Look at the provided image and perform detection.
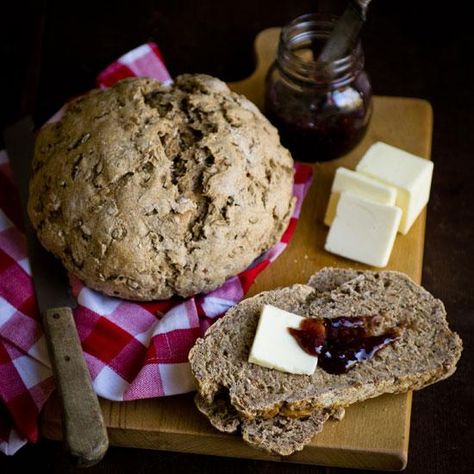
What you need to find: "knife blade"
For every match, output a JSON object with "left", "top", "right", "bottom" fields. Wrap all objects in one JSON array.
[
  {"left": 318, "top": 0, "right": 372, "bottom": 64},
  {"left": 4, "top": 116, "right": 109, "bottom": 466}
]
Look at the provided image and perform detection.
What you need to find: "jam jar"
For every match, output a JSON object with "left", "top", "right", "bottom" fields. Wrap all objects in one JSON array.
[{"left": 265, "top": 13, "right": 372, "bottom": 162}]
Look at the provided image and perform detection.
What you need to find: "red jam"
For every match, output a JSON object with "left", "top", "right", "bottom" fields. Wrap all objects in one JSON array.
[
  {"left": 264, "top": 75, "right": 372, "bottom": 162},
  {"left": 288, "top": 316, "right": 400, "bottom": 375}
]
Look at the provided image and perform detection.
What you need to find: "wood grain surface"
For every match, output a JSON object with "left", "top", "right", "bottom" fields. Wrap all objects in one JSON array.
[
  {"left": 43, "top": 307, "right": 109, "bottom": 466},
  {"left": 40, "top": 28, "right": 432, "bottom": 471}
]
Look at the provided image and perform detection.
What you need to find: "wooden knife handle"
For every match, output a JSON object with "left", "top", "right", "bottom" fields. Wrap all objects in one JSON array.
[{"left": 43, "top": 307, "right": 109, "bottom": 467}]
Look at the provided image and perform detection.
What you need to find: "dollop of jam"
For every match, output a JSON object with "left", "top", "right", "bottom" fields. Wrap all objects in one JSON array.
[{"left": 288, "top": 316, "right": 400, "bottom": 375}]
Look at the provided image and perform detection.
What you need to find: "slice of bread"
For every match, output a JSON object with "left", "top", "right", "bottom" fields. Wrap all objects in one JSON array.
[
  {"left": 307, "top": 267, "right": 362, "bottom": 291},
  {"left": 195, "top": 394, "right": 342, "bottom": 456},
  {"left": 192, "top": 268, "right": 348, "bottom": 456},
  {"left": 189, "top": 269, "right": 462, "bottom": 421}
]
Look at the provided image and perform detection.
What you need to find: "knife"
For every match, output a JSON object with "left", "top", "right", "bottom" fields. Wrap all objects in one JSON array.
[
  {"left": 318, "top": 0, "right": 372, "bottom": 64},
  {"left": 4, "top": 116, "right": 109, "bottom": 466}
]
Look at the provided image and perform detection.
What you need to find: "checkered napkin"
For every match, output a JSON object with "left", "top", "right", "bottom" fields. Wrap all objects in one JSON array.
[{"left": 0, "top": 43, "right": 313, "bottom": 455}]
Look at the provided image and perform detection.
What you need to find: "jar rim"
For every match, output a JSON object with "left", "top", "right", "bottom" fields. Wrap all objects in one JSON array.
[{"left": 278, "top": 12, "right": 364, "bottom": 86}]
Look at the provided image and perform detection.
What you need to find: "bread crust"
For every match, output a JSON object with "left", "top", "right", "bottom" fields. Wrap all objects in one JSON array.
[{"left": 195, "top": 393, "right": 337, "bottom": 456}]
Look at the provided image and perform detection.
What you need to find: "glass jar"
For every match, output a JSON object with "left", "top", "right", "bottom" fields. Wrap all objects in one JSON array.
[{"left": 265, "top": 13, "right": 372, "bottom": 162}]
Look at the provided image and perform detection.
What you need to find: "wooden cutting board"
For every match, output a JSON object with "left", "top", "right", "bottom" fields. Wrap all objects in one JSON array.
[{"left": 41, "top": 28, "right": 433, "bottom": 470}]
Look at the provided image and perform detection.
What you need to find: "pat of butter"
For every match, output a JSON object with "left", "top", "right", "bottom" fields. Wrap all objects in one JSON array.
[
  {"left": 324, "top": 167, "right": 397, "bottom": 226},
  {"left": 248, "top": 305, "right": 317, "bottom": 375},
  {"left": 356, "top": 142, "right": 433, "bottom": 234},
  {"left": 325, "top": 191, "right": 402, "bottom": 267}
]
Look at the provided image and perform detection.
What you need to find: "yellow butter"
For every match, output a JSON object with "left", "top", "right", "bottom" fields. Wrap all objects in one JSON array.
[
  {"left": 325, "top": 191, "right": 402, "bottom": 267},
  {"left": 356, "top": 142, "right": 433, "bottom": 235},
  {"left": 248, "top": 305, "right": 317, "bottom": 375},
  {"left": 324, "top": 167, "right": 397, "bottom": 226}
]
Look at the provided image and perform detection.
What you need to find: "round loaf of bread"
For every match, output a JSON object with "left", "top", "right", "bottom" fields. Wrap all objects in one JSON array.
[{"left": 28, "top": 75, "right": 295, "bottom": 300}]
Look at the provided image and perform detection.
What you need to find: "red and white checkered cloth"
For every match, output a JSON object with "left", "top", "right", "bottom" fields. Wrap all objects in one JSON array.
[{"left": 0, "top": 43, "right": 313, "bottom": 455}]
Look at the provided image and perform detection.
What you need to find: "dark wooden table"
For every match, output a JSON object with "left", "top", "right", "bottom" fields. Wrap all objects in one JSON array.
[{"left": 1, "top": 0, "right": 473, "bottom": 472}]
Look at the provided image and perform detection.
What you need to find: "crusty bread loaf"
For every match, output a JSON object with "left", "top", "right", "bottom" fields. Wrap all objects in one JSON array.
[
  {"left": 189, "top": 269, "right": 462, "bottom": 421},
  {"left": 29, "top": 74, "right": 294, "bottom": 300}
]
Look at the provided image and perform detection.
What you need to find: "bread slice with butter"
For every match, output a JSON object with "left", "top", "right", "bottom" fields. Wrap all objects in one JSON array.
[
  {"left": 192, "top": 269, "right": 349, "bottom": 456},
  {"left": 189, "top": 268, "right": 462, "bottom": 454}
]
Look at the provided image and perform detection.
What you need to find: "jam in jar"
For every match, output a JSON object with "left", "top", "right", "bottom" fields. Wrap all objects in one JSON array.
[{"left": 265, "top": 13, "right": 372, "bottom": 162}]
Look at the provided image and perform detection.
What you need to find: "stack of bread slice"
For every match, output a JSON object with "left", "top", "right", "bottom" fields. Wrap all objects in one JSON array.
[{"left": 189, "top": 268, "right": 462, "bottom": 456}]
